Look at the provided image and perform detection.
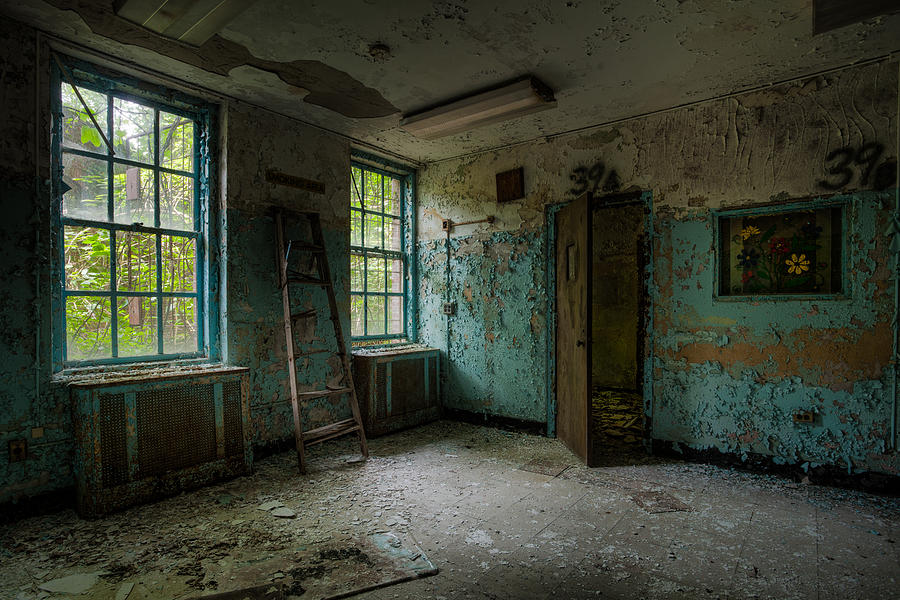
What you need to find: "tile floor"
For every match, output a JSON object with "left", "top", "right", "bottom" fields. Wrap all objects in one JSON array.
[{"left": 1, "top": 421, "right": 898, "bottom": 599}]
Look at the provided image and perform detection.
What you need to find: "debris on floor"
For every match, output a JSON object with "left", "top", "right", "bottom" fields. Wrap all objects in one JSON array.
[{"left": 1, "top": 421, "right": 898, "bottom": 600}]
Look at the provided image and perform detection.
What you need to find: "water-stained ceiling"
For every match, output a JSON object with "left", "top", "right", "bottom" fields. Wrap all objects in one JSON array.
[{"left": 4, "top": 0, "right": 900, "bottom": 163}]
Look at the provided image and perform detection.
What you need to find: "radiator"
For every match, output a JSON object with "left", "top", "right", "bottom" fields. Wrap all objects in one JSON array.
[
  {"left": 352, "top": 346, "right": 440, "bottom": 437},
  {"left": 70, "top": 366, "right": 251, "bottom": 517}
]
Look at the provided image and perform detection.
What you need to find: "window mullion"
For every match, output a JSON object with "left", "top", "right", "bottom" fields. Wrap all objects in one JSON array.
[
  {"left": 109, "top": 229, "right": 119, "bottom": 358},
  {"left": 154, "top": 109, "right": 163, "bottom": 355}
]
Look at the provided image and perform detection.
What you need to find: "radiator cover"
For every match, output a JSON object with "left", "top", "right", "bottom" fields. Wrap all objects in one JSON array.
[
  {"left": 352, "top": 346, "right": 440, "bottom": 437},
  {"left": 70, "top": 366, "right": 251, "bottom": 517}
]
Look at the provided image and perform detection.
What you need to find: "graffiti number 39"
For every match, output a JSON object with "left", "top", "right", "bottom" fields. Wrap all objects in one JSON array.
[
  {"left": 818, "top": 142, "right": 885, "bottom": 191},
  {"left": 569, "top": 161, "right": 621, "bottom": 196}
]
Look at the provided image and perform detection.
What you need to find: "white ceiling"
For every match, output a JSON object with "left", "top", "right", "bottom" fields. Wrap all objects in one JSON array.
[{"left": 5, "top": 0, "right": 900, "bottom": 164}]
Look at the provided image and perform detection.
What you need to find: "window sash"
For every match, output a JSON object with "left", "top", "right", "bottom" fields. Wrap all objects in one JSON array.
[
  {"left": 350, "top": 162, "right": 409, "bottom": 340},
  {"left": 54, "top": 66, "right": 207, "bottom": 365}
]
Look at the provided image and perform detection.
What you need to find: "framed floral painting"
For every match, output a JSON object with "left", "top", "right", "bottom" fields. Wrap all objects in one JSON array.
[{"left": 717, "top": 204, "right": 843, "bottom": 296}]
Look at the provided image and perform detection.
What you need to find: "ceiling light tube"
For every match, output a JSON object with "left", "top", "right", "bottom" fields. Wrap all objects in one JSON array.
[{"left": 400, "top": 76, "right": 556, "bottom": 140}]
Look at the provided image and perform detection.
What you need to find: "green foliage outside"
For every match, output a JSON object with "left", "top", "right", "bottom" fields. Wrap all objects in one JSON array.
[
  {"left": 61, "top": 83, "right": 199, "bottom": 360},
  {"left": 350, "top": 165, "right": 404, "bottom": 338}
]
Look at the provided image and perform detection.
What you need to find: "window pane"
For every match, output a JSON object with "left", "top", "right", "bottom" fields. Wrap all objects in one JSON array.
[
  {"left": 385, "top": 216, "right": 402, "bottom": 251},
  {"left": 384, "top": 177, "right": 401, "bottom": 216},
  {"left": 387, "top": 258, "right": 403, "bottom": 293},
  {"left": 66, "top": 296, "right": 111, "bottom": 360},
  {"left": 160, "top": 172, "right": 194, "bottom": 230},
  {"left": 62, "top": 153, "right": 108, "bottom": 222},
  {"left": 161, "top": 235, "right": 196, "bottom": 292},
  {"left": 364, "top": 213, "right": 383, "bottom": 249},
  {"left": 113, "top": 164, "right": 154, "bottom": 225},
  {"left": 160, "top": 112, "right": 193, "bottom": 172},
  {"left": 351, "top": 166, "right": 362, "bottom": 208},
  {"left": 116, "top": 231, "right": 156, "bottom": 292},
  {"left": 117, "top": 296, "right": 158, "bottom": 357},
  {"left": 366, "top": 257, "right": 386, "bottom": 293},
  {"left": 350, "top": 209, "right": 362, "bottom": 247},
  {"left": 351, "top": 294, "right": 364, "bottom": 336},
  {"left": 366, "top": 295, "right": 385, "bottom": 335},
  {"left": 62, "top": 84, "right": 108, "bottom": 153},
  {"left": 388, "top": 296, "right": 404, "bottom": 335},
  {"left": 363, "top": 170, "right": 382, "bottom": 212},
  {"left": 162, "top": 297, "right": 197, "bottom": 353},
  {"left": 65, "top": 226, "right": 110, "bottom": 291},
  {"left": 114, "top": 98, "right": 155, "bottom": 164},
  {"left": 350, "top": 254, "right": 364, "bottom": 292},
  {"left": 718, "top": 206, "right": 843, "bottom": 296}
]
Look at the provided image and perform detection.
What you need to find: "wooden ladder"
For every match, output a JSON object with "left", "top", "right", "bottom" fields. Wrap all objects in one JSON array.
[{"left": 274, "top": 208, "right": 368, "bottom": 474}]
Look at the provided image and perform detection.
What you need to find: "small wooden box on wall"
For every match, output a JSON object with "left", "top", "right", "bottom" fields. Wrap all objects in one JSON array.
[{"left": 496, "top": 167, "right": 524, "bottom": 203}]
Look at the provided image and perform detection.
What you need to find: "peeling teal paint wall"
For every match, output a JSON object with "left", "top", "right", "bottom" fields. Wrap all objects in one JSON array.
[
  {"left": 0, "top": 19, "right": 70, "bottom": 504},
  {"left": 653, "top": 193, "right": 898, "bottom": 474},
  {"left": 417, "top": 230, "right": 546, "bottom": 423},
  {"left": 0, "top": 17, "right": 356, "bottom": 504},
  {"left": 416, "top": 59, "right": 900, "bottom": 475}
]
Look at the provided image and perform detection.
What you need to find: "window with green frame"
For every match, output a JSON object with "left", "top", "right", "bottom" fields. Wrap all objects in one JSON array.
[
  {"left": 52, "top": 56, "right": 216, "bottom": 366},
  {"left": 350, "top": 162, "right": 410, "bottom": 342}
]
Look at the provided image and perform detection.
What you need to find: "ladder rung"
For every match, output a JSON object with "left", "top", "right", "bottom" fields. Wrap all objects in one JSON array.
[
  {"left": 303, "top": 419, "right": 360, "bottom": 445},
  {"left": 288, "top": 241, "right": 325, "bottom": 252},
  {"left": 291, "top": 309, "right": 318, "bottom": 320},
  {"left": 296, "top": 386, "right": 351, "bottom": 399},
  {"left": 295, "top": 348, "right": 331, "bottom": 357},
  {"left": 286, "top": 274, "right": 331, "bottom": 287}
]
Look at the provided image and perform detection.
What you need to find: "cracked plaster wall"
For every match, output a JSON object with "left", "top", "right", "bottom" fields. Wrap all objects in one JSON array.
[
  {"left": 417, "top": 59, "right": 900, "bottom": 474},
  {"left": 0, "top": 16, "right": 355, "bottom": 504}
]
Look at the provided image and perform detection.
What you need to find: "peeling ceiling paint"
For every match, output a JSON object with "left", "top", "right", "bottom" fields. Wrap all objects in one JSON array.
[{"left": 2, "top": 0, "right": 900, "bottom": 162}]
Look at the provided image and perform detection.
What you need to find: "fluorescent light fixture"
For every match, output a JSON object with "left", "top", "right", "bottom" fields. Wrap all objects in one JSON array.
[
  {"left": 400, "top": 76, "right": 556, "bottom": 140},
  {"left": 116, "top": 0, "right": 257, "bottom": 46}
]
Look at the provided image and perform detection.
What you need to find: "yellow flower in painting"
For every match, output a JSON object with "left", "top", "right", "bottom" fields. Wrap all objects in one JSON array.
[
  {"left": 785, "top": 253, "right": 810, "bottom": 275},
  {"left": 740, "top": 225, "right": 761, "bottom": 240}
]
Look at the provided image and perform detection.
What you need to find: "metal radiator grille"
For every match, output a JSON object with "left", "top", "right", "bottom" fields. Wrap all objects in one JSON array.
[
  {"left": 375, "top": 362, "right": 388, "bottom": 419},
  {"left": 429, "top": 356, "right": 438, "bottom": 406},
  {"left": 136, "top": 383, "right": 217, "bottom": 478},
  {"left": 393, "top": 357, "right": 426, "bottom": 412},
  {"left": 223, "top": 380, "right": 244, "bottom": 458},
  {"left": 99, "top": 393, "right": 128, "bottom": 488}
]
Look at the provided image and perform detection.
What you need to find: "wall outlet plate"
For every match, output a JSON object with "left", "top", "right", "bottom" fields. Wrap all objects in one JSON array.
[
  {"left": 793, "top": 411, "right": 815, "bottom": 424},
  {"left": 442, "top": 219, "right": 452, "bottom": 231},
  {"left": 443, "top": 302, "right": 456, "bottom": 315},
  {"left": 8, "top": 439, "right": 26, "bottom": 462}
]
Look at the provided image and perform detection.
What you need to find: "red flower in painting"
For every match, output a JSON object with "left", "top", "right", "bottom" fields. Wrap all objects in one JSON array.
[
  {"left": 768, "top": 237, "right": 790, "bottom": 255},
  {"left": 741, "top": 270, "right": 755, "bottom": 284}
]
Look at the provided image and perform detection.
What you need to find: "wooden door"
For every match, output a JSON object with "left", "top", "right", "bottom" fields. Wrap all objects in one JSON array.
[{"left": 555, "top": 193, "right": 592, "bottom": 464}]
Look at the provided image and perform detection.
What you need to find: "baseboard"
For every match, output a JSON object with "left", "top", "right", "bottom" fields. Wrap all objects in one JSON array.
[
  {"left": 0, "top": 486, "right": 75, "bottom": 524},
  {"left": 652, "top": 439, "right": 899, "bottom": 496},
  {"left": 442, "top": 408, "right": 546, "bottom": 436}
]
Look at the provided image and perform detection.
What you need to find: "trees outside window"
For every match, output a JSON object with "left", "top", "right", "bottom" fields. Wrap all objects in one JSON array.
[
  {"left": 350, "top": 163, "right": 410, "bottom": 342},
  {"left": 54, "top": 59, "right": 213, "bottom": 365}
]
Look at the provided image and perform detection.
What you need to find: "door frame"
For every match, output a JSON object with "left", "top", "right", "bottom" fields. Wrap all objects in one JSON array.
[{"left": 546, "top": 191, "right": 655, "bottom": 448}]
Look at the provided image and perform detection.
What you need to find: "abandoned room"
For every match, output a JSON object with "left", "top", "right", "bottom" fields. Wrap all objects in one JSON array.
[{"left": 1, "top": 0, "right": 900, "bottom": 598}]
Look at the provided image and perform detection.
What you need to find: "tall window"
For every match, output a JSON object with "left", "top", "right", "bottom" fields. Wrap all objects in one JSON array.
[
  {"left": 53, "top": 58, "right": 214, "bottom": 365},
  {"left": 350, "top": 162, "right": 410, "bottom": 342}
]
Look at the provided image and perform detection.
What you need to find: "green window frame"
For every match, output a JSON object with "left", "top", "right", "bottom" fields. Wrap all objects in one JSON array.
[
  {"left": 350, "top": 159, "right": 414, "bottom": 342},
  {"left": 50, "top": 56, "right": 219, "bottom": 368}
]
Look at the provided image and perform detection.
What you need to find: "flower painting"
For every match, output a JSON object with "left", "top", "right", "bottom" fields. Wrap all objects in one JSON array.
[{"left": 718, "top": 205, "right": 843, "bottom": 296}]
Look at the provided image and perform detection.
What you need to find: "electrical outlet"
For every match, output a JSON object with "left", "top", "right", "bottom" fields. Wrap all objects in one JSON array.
[
  {"left": 441, "top": 219, "right": 451, "bottom": 231},
  {"left": 793, "top": 411, "right": 814, "bottom": 424},
  {"left": 443, "top": 302, "right": 456, "bottom": 315},
  {"left": 8, "top": 439, "right": 26, "bottom": 462}
]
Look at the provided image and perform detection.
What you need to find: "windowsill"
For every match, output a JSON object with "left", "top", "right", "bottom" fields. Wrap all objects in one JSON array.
[
  {"left": 52, "top": 359, "right": 243, "bottom": 387},
  {"left": 352, "top": 342, "right": 437, "bottom": 357}
]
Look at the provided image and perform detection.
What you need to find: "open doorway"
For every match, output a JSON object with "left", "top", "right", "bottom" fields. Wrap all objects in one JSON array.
[
  {"left": 554, "top": 192, "right": 651, "bottom": 467},
  {"left": 590, "top": 199, "right": 649, "bottom": 464}
]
